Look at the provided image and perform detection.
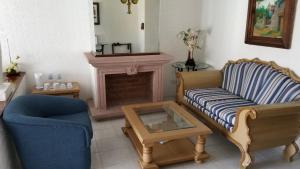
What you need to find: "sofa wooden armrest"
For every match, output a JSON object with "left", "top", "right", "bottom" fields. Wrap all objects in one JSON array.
[
  {"left": 176, "top": 70, "right": 222, "bottom": 103},
  {"left": 230, "top": 102, "right": 300, "bottom": 169},
  {"left": 182, "top": 94, "right": 300, "bottom": 169},
  {"left": 247, "top": 101, "right": 300, "bottom": 118}
]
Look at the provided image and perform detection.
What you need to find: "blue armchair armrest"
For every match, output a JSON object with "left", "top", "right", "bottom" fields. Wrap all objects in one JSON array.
[
  {"left": 5, "top": 116, "right": 92, "bottom": 147},
  {"left": 5, "top": 95, "right": 88, "bottom": 117}
]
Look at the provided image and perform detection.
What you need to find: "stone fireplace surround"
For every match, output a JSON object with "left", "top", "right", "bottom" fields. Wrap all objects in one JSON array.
[{"left": 86, "top": 53, "right": 173, "bottom": 120}]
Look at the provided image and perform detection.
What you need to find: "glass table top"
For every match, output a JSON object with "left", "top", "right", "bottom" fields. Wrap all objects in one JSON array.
[
  {"left": 136, "top": 105, "right": 195, "bottom": 133},
  {"left": 172, "top": 61, "right": 210, "bottom": 71}
]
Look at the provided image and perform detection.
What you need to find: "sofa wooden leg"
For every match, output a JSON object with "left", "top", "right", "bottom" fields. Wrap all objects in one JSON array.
[
  {"left": 239, "top": 148, "right": 252, "bottom": 169},
  {"left": 283, "top": 141, "right": 299, "bottom": 162}
]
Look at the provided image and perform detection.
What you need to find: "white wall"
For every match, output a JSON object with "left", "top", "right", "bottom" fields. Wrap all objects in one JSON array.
[
  {"left": 159, "top": 0, "right": 202, "bottom": 98},
  {"left": 199, "top": 0, "right": 300, "bottom": 75},
  {"left": 0, "top": 1, "right": 95, "bottom": 168},
  {"left": 94, "top": 0, "right": 143, "bottom": 53},
  {"left": 0, "top": 0, "right": 93, "bottom": 99},
  {"left": 1, "top": 6, "right": 97, "bottom": 164},
  {"left": 145, "top": 0, "right": 160, "bottom": 52},
  {"left": 138, "top": 0, "right": 146, "bottom": 52}
]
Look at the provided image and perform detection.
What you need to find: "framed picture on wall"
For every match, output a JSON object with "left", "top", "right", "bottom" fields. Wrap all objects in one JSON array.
[
  {"left": 93, "top": 2, "right": 100, "bottom": 25},
  {"left": 245, "top": 0, "right": 296, "bottom": 49}
]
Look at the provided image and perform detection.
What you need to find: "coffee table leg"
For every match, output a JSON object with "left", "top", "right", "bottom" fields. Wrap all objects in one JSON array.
[
  {"left": 125, "top": 118, "right": 130, "bottom": 128},
  {"left": 122, "top": 118, "right": 131, "bottom": 136},
  {"left": 139, "top": 145, "right": 158, "bottom": 169},
  {"left": 195, "top": 136, "right": 206, "bottom": 164}
]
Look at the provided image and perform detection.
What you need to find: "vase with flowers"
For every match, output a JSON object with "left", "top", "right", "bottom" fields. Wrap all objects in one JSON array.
[
  {"left": 177, "top": 28, "right": 201, "bottom": 67},
  {"left": 6, "top": 56, "right": 20, "bottom": 77}
]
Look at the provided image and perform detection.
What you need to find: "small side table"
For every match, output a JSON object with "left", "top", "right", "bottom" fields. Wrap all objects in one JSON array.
[
  {"left": 172, "top": 61, "right": 210, "bottom": 72},
  {"left": 32, "top": 82, "right": 80, "bottom": 98}
]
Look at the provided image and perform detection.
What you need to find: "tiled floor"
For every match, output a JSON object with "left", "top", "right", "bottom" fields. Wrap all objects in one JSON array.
[{"left": 91, "top": 118, "right": 300, "bottom": 169}]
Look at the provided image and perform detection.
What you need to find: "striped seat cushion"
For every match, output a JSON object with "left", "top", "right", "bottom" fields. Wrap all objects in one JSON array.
[
  {"left": 184, "top": 88, "right": 257, "bottom": 131},
  {"left": 222, "top": 62, "right": 272, "bottom": 100},
  {"left": 254, "top": 70, "right": 300, "bottom": 104},
  {"left": 185, "top": 96, "right": 235, "bottom": 131},
  {"left": 185, "top": 88, "right": 241, "bottom": 107}
]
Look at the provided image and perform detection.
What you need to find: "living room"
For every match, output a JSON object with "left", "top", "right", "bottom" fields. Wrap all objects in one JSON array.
[{"left": 0, "top": 0, "right": 300, "bottom": 169}]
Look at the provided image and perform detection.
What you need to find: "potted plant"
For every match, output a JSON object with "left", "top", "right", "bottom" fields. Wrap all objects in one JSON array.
[
  {"left": 177, "top": 28, "right": 202, "bottom": 67},
  {"left": 6, "top": 56, "right": 20, "bottom": 77}
]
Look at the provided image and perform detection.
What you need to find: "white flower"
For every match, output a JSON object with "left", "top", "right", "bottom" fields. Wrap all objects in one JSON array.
[{"left": 177, "top": 28, "right": 202, "bottom": 51}]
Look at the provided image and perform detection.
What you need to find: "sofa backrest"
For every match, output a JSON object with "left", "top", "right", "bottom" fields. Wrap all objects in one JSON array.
[
  {"left": 254, "top": 70, "right": 300, "bottom": 104},
  {"left": 222, "top": 62, "right": 272, "bottom": 101},
  {"left": 222, "top": 59, "right": 300, "bottom": 104}
]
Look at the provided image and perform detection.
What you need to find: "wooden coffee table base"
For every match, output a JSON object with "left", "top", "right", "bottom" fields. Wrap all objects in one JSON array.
[{"left": 122, "top": 127, "right": 209, "bottom": 169}]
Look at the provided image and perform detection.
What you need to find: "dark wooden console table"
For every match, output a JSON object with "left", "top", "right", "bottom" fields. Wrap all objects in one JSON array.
[
  {"left": 96, "top": 43, "right": 109, "bottom": 55},
  {"left": 112, "top": 43, "right": 132, "bottom": 54}
]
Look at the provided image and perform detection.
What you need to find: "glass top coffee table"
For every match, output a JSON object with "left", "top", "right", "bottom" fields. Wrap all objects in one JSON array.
[{"left": 122, "top": 101, "right": 212, "bottom": 169}]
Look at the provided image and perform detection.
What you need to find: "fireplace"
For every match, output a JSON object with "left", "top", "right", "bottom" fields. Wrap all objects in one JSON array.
[
  {"left": 105, "top": 72, "right": 153, "bottom": 108},
  {"left": 85, "top": 52, "right": 173, "bottom": 120}
]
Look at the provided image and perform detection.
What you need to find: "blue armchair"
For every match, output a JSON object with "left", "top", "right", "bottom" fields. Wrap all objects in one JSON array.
[{"left": 3, "top": 95, "right": 93, "bottom": 169}]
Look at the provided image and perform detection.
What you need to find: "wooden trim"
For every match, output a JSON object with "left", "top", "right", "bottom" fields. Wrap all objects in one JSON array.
[
  {"left": 245, "top": 0, "right": 297, "bottom": 49},
  {"left": 222, "top": 58, "right": 300, "bottom": 83},
  {"left": 283, "top": 141, "right": 299, "bottom": 162},
  {"left": 0, "top": 72, "right": 26, "bottom": 116},
  {"left": 229, "top": 109, "right": 257, "bottom": 169},
  {"left": 31, "top": 82, "right": 80, "bottom": 98}
]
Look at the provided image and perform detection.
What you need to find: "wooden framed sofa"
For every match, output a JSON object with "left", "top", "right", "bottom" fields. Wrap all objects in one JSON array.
[{"left": 176, "top": 58, "right": 300, "bottom": 169}]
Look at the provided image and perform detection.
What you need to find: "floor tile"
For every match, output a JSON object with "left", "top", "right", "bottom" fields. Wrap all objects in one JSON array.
[
  {"left": 92, "top": 118, "right": 300, "bottom": 169},
  {"left": 91, "top": 153, "right": 102, "bottom": 169},
  {"left": 96, "top": 136, "right": 131, "bottom": 152},
  {"left": 100, "top": 147, "right": 136, "bottom": 168},
  {"left": 94, "top": 127, "right": 117, "bottom": 140},
  {"left": 91, "top": 139, "right": 99, "bottom": 153}
]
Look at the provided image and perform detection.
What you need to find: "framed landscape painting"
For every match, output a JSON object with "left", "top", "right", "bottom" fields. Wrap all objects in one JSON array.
[{"left": 245, "top": 0, "right": 296, "bottom": 49}]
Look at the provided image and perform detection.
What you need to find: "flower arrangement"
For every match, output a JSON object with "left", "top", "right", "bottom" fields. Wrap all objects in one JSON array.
[
  {"left": 177, "top": 28, "right": 202, "bottom": 67},
  {"left": 6, "top": 56, "right": 20, "bottom": 76},
  {"left": 178, "top": 28, "right": 201, "bottom": 52}
]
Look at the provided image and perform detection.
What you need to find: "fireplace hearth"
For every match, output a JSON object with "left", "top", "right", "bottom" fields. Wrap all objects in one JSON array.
[{"left": 85, "top": 52, "right": 173, "bottom": 120}]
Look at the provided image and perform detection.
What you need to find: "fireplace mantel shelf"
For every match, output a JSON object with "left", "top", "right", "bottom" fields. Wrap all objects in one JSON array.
[
  {"left": 85, "top": 52, "right": 173, "bottom": 120},
  {"left": 86, "top": 52, "right": 173, "bottom": 66}
]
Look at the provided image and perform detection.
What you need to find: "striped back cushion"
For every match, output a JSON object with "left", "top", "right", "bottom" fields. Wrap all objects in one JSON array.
[
  {"left": 222, "top": 62, "right": 248, "bottom": 96},
  {"left": 254, "top": 70, "right": 300, "bottom": 104},
  {"left": 277, "top": 79, "right": 300, "bottom": 102},
  {"left": 239, "top": 63, "right": 272, "bottom": 101},
  {"left": 222, "top": 62, "right": 272, "bottom": 99}
]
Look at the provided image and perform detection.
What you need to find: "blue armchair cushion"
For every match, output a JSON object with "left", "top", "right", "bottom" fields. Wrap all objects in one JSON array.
[{"left": 3, "top": 95, "right": 93, "bottom": 169}]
